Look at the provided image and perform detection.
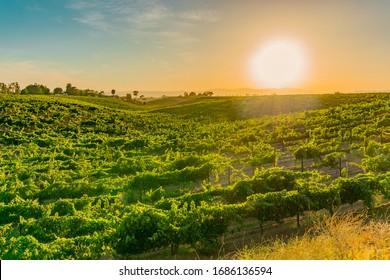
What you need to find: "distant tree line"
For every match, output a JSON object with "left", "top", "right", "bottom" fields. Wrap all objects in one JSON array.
[
  {"left": 62, "top": 83, "right": 105, "bottom": 96},
  {"left": 0, "top": 82, "right": 21, "bottom": 94},
  {"left": 0, "top": 81, "right": 107, "bottom": 96},
  {"left": 0, "top": 82, "right": 148, "bottom": 103},
  {"left": 125, "top": 90, "right": 145, "bottom": 101},
  {"left": 183, "top": 91, "right": 214, "bottom": 97},
  {"left": 1, "top": 81, "right": 214, "bottom": 101}
]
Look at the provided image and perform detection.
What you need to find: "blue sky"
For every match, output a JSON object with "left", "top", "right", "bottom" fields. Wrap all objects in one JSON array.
[
  {"left": 2, "top": 1, "right": 390, "bottom": 93},
  {"left": 1, "top": 0, "right": 228, "bottom": 91}
]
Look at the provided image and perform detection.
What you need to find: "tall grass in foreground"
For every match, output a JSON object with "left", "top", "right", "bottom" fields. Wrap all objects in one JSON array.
[{"left": 234, "top": 212, "right": 390, "bottom": 260}]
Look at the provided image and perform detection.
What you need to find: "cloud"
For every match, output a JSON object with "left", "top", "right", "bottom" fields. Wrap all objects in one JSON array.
[
  {"left": 67, "top": 0, "right": 221, "bottom": 64},
  {"left": 69, "top": 0, "right": 169, "bottom": 31},
  {"left": 68, "top": 0, "right": 220, "bottom": 33},
  {"left": 75, "top": 11, "right": 110, "bottom": 31},
  {"left": 180, "top": 9, "right": 220, "bottom": 22},
  {"left": 68, "top": 0, "right": 100, "bottom": 10},
  {"left": 135, "top": 5, "right": 168, "bottom": 23}
]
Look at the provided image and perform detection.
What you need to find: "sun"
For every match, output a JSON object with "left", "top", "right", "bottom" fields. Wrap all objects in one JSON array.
[{"left": 250, "top": 39, "right": 308, "bottom": 88}]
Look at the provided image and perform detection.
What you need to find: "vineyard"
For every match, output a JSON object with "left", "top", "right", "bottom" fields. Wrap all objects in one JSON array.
[{"left": 0, "top": 93, "right": 390, "bottom": 259}]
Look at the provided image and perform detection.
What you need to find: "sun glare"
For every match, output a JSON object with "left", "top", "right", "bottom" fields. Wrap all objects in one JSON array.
[{"left": 250, "top": 39, "right": 308, "bottom": 88}]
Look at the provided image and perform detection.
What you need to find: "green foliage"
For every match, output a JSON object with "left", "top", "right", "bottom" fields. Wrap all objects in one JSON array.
[
  {"left": 125, "top": 163, "right": 213, "bottom": 192},
  {"left": 143, "top": 187, "right": 166, "bottom": 203},
  {"left": 154, "top": 186, "right": 227, "bottom": 210},
  {"left": 323, "top": 152, "right": 346, "bottom": 169},
  {"left": 115, "top": 202, "right": 242, "bottom": 256},
  {"left": 1, "top": 92, "right": 390, "bottom": 259},
  {"left": 331, "top": 175, "right": 376, "bottom": 208},
  {"left": 0, "top": 200, "right": 44, "bottom": 225},
  {"left": 225, "top": 168, "right": 315, "bottom": 203},
  {"left": 2, "top": 235, "right": 48, "bottom": 260},
  {"left": 20, "top": 215, "right": 111, "bottom": 243},
  {"left": 378, "top": 173, "right": 390, "bottom": 199},
  {"left": 301, "top": 185, "right": 341, "bottom": 214},
  {"left": 293, "top": 142, "right": 321, "bottom": 160},
  {"left": 247, "top": 191, "right": 309, "bottom": 223},
  {"left": 167, "top": 154, "right": 206, "bottom": 170},
  {"left": 21, "top": 84, "right": 50, "bottom": 95},
  {"left": 361, "top": 154, "right": 390, "bottom": 173},
  {"left": 115, "top": 205, "right": 170, "bottom": 254},
  {"left": 50, "top": 199, "right": 76, "bottom": 216}
]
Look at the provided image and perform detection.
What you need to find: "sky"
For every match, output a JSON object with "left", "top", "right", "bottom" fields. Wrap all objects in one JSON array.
[{"left": 1, "top": 0, "right": 390, "bottom": 93}]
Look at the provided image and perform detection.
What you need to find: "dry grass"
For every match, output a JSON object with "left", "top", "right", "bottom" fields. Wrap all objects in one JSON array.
[{"left": 234, "top": 212, "right": 390, "bottom": 260}]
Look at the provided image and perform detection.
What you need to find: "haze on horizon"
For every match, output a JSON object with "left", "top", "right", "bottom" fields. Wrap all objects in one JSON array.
[{"left": 1, "top": 0, "right": 390, "bottom": 94}]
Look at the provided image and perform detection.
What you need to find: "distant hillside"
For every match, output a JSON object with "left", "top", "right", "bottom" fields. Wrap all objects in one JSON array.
[
  {"left": 209, "top": 87, "right": 312, "bottom": 96},
  {"left": 149, "top": 93, "right": 390, "bottom": 121},
  {"left": 58, "top": 95, "right": 147, "bottom": 111}
]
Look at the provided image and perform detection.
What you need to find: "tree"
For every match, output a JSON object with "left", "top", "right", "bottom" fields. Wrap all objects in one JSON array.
[
  {"left": 111, "top": 89, "right": 116, "bottom": 96},
  {"left": 21, "top": 83, "right": 50, "bottom": 95},
  {"left": 202, "top": 91, "right": 214, "bottom": 97},
  {"left": 133, "top": 91, "right": 139, "bottom": 98},
  {"left": 81, "top": 89, "right": 98, "bottom": 96},
  {"left": 0, "top": 82, "right": 7, "bottom": 94},
  {"left": 8, "top": 82, "right": 20, "bottom": 94},
  {"left": 53, "top": 87, "right": 63, "bottom": 95},
  {"left": 65, "top": 83, "right": 77, "bottom": 95}
]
